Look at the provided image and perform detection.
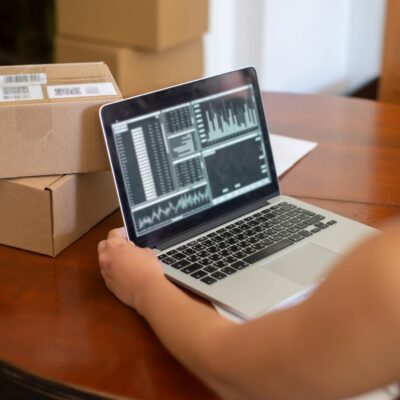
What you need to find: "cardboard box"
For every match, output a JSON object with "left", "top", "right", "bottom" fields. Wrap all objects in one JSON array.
[
  {"left": 55, "top": 36, "right": 204, "bottom": 98},
  {"left": 0, "top": 62, "right": 121, "bottom": 179},
  {"left": 56, "top": 0, "right": 208, "bottom": 51},
  {"left": 0, "top": 171, "right": 119, "bottom": 256}
]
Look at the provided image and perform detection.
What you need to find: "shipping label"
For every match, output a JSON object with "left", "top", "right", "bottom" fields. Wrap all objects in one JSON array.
[
  {"left": 47, "top": 82, "right": 117, "bottom": 99},
  {"left": 0, "top": 85, "right": 44, "bottom": 102},
  {"left": 0, "top": 73, "right": 47, "bottom": 86}
]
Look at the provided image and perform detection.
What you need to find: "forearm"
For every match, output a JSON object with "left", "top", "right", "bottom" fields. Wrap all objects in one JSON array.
[{"left": 137, "top": 277, "right": 236, "bottom": 396}]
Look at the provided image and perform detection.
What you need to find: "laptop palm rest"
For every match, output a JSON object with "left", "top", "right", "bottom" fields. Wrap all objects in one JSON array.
[{"left": 261, "top": 243, "right": 339, "bottom": 285}]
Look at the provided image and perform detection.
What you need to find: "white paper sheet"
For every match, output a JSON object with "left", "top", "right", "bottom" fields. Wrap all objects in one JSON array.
[{"left": 269, "top": 133, "right": 317, "bottom": 177}]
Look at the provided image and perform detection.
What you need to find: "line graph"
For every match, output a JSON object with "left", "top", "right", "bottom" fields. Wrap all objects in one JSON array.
[{"left": 133, "top": 185, "right": 212, "bottom": 234}]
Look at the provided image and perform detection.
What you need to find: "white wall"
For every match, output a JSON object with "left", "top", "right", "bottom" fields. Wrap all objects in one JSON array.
[{"left": 204, "top": 0, "right": 387, "bottom": 94}]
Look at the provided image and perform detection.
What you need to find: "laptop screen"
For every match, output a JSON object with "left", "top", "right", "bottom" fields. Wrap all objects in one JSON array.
[{"left": 101, "top": 68, "right": 279, "bottom": 247}]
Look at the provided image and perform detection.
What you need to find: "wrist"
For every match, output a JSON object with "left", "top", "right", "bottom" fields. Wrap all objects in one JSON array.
[{"left": 134, "top": 274, "right": 168, "bottom": 316}]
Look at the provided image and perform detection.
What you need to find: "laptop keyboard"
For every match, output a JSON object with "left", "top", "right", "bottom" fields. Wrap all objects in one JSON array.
[{"left": 157, "top": 201, "right": 337, "bottom": 285}]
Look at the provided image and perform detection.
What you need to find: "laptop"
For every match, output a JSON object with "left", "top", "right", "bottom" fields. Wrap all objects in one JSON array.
[{"left": 99, "top": 67, "right": 376, "bottom": 319}]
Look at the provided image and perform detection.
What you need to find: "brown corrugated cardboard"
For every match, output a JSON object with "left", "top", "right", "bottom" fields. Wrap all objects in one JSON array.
[
  {"left": 0, "top": 62, "right": 121, "bottom": 179},
  {"left": 55, "top": 36, "right": 204, "bottom": 98},
  {"left": 0, "top": 171, "right": 119, "bottom": 256},
  {"left": 56, "top": 0, "right": 208, "bottom": 51}
]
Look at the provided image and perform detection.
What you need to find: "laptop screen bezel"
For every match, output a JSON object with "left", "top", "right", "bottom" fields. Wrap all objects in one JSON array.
[{"left": 100, "top": 67, "right": 280, "bottom": 248}]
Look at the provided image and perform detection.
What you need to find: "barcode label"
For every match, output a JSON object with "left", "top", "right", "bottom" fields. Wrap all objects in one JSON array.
[
  {"left": 0, "top": 73, "right": 47, "bottom": 86},
  {"left": 0, "top": 85, "right": 44, "bottom": 102},
  {"left": 47, "top": 82, "right": 117, "bottom": 99}
]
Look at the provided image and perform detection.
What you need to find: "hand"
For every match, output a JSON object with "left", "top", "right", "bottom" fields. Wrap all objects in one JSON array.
[{"left": 98, "top": 228, "right": 165, "bottom": 311}]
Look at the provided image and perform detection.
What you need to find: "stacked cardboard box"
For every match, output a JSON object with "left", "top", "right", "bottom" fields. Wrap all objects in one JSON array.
[
  {"left": 0, "top": 62, "right": 121, "bottom": 256},
  {"left": 54, "top": 0, "right": 208, "bottom": 98}
]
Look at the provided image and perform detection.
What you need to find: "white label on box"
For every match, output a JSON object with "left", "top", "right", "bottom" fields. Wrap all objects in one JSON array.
[
  {"left": 0, "top": 73, "right": 47, "bottom": 86},
  {"left": 0, "top": 85, "right": 44, "bottom": 102},
  {"left": 47, "top": 82, "right": 117, "bottom": 99}
]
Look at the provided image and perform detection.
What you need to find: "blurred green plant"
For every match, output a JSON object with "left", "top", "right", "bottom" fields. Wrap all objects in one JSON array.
[{"left": 0, "top": 0, "right": 54, "bottom": 65}]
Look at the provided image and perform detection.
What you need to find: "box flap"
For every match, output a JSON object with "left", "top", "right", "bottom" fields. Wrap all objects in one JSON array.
[{"left": 9, "top": 175, "right": 64, "bottom": 190}]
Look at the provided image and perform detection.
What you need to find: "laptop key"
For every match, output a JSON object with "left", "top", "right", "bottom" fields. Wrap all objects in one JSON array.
[
  {"left": 224, "top": 255, "right": 238, "bottom": 264},
  {"left": 229, "top": 244, "right": 240, "bottom": 252},
  {"left": 304, "top": 215, "right": 325, "bottom": 225},
  {"left": 186, "top": 254, "right": 201, "bottom": 263},
  {"left": 233, "top": 251, "right": 247, "bottom": 259},
  {"left": 182, "top": 248, "right": 196, "bottom": 256},
  {"left": 214, "top": 260, "right": 228, "bottom": 268},
  {"left": 279, "top": 231, "right": 291, "bottom": 238},
  {"left": 311, "top": 228, "right": 321, "bottom": 233},
  {"left": 191, "top": 270, "right": 208, "bottom": 279},
  {"left": 327, "top": 220, "right": 337, "bottom": 225},
  {"left": 315, "top": 222, "right": 328, "bottom": 229},
  {"left": 181, "top": 263, "right": 202, "bottom": 274},
  {"left": 209, "top": 254, "right": 223, "bottom": 262},
  {"left": 270, "top": 235, "right": 283, "bottom": 242},
  {"left": 299, "top": 230, "right": 312, "bottom": 237},
  {"left": 252, "top": 242, "right": 265, "bottom": 250},
  {"left": 244, "top": 239, "right": 294, "bottom": 264},
  {"left": 171, "top": 259, "right": 191, "bottom": 269},
  {"left": 235, "top": 233, "right": 246, "bottom": 240},
  {"left": 288, "top": 234, "right": 304, "bottom": 242},
  {"left": 298, "top": 208, "right": 316, "bottom": 216},
  {"left": 160, "top": 256, "right": 177, "bottom": 265},
  {"left": 280, "top": 204, "right": 296, "bottom": 211},
  {"left": 219, "top": 249, "right": 231, "bottom": 257},
  {"left": 232, "top": 260, "right": 250, "bottom": 270},
  {"left": 207, "top": 245, "right": 220, "bottom": 253},
  {"left": 296, "top": 213, "right": 310, "bottom": 220},
  {"left": 221, "top": 267, "right": 237, "bottom": 275},
  {"left": 201, "top": 276, "right": 217, "bottom": 285},
  {"left": 211, "top": 271, "right": 228, "bottom": 280},
  {"left": 243, "top": 246, "right": 256, "bottom": 255},
  {"left": 261, "top": 239, "right": 274, "bottom": 246},
  {"left": 173, "top": 252, "right": 186, "bottom": 260},
  {"left": 204, "top": 265, "right": 217, "bottom": 273},
  {"left": 197, "top": 250, "right": 210, "bottom": 258},
  {"left": 198, "top": 258, "right": 213, "bottom": 267}
]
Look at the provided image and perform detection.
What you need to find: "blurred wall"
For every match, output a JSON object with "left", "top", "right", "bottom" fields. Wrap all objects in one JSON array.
[{"left": 205, "top": 0, "right": 386, "bottom": 95}]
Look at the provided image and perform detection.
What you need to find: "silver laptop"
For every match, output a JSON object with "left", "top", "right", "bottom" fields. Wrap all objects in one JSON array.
[{"left": 99, "top": 68, "right": 375, "bottom": 319}]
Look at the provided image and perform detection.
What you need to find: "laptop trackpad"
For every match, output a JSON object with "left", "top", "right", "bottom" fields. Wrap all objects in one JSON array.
[{"left": 262, "top": 243, "right": 339, "bottom": 285}]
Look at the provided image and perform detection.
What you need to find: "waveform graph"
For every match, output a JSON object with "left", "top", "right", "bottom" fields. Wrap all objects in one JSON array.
[
  {"left": 193, "top": 85, "right": 259, "bottom": 148},
  {"left": 133, "top": 185, "right": 212, "bottom": 234}
]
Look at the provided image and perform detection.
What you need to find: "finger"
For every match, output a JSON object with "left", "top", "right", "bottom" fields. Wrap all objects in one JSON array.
[
  {"left": 118, "top": 227, "right": 128, "bottom": 240},
  {"left": 97, "top": 240, "right": 107, "bottom": 254},
  {"left": 108, "top": 228, "right": 122, "bottom": 239},
  {"left": 108, "top": 228, "right": 130, "bottom": 241}
]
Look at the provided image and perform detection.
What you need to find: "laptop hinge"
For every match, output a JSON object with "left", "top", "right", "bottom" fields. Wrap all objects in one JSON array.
[{"left": 156, "top": 197, "right": 272, "bottom": 251}]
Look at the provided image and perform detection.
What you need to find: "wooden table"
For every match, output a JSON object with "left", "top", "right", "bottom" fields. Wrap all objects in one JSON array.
[{"left": 0, "top": 93, "right": 399, "bottom": 399}]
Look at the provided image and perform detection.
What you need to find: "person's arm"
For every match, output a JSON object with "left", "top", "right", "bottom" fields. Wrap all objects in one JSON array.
[{"left": 98, "top": 223, "right": 400, "bottom": 400}]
